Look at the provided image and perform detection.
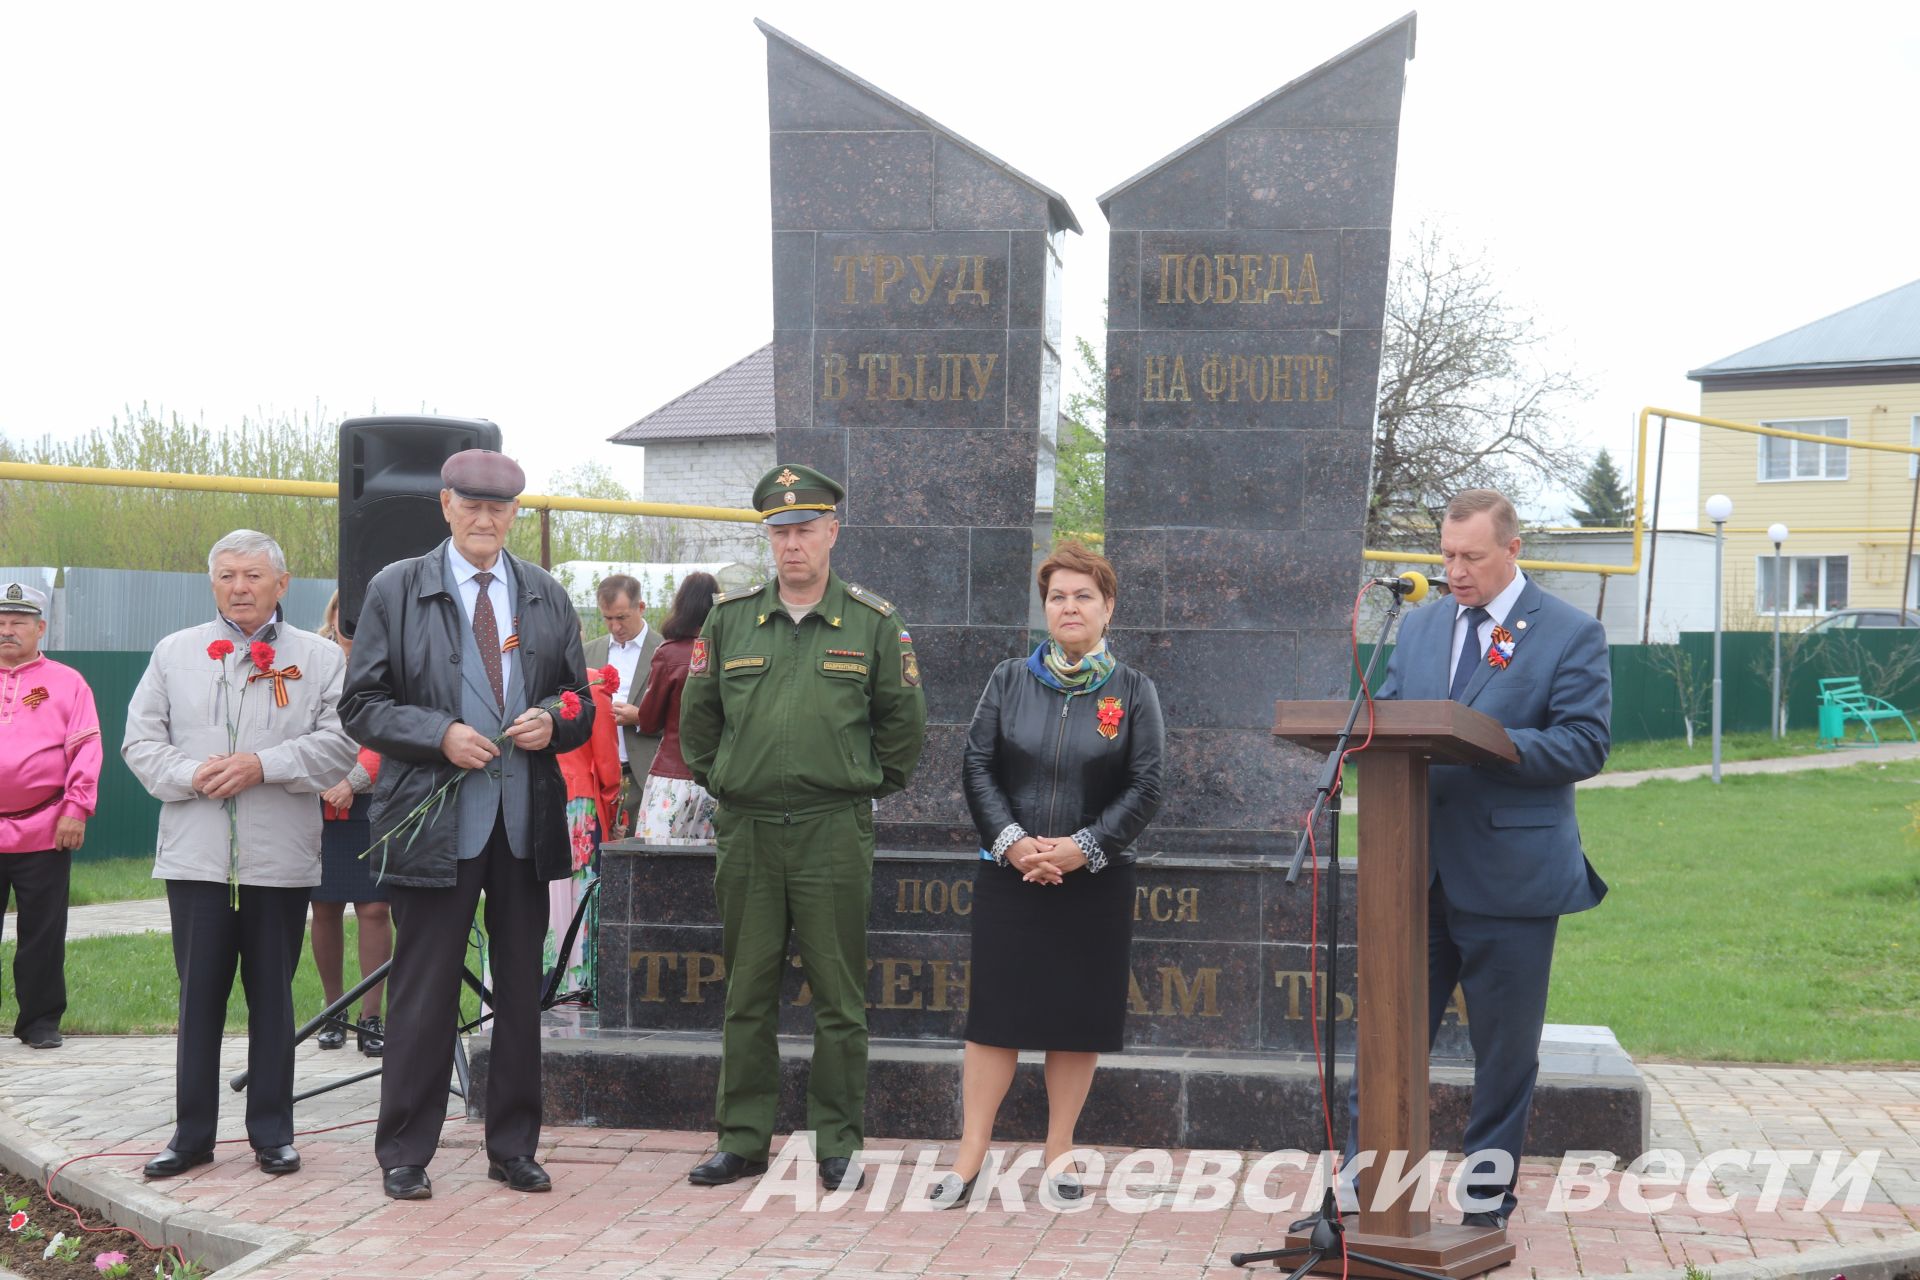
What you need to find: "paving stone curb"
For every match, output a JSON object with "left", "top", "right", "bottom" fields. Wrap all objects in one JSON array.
[
  {"left": 0, "top": 1111, "right": 307, "bottom": 1277},
  {"left": 1582, "top": 1233, "right": 1920, "bottom": 1280}
]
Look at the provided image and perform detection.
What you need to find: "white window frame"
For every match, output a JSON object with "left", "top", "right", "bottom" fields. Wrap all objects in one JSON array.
[
  {"left": 1756, "top": 553, "right": 1849, "bottom": 615},
  {"left": 1756, "top": 417, "right": 1848, "bottom": 482}
]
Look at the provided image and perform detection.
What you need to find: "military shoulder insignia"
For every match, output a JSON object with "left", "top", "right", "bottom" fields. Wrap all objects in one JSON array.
[
  {"left": 712, "top": 584, "right": 765, "bottom": 608},
  {"left": 845, "top": 583, "right": 895, "bottom": 616},
  {"left": 901, "top": 648, "right": 921, "bottom": 687},
  {"left": 689, "top": 637, "right": 711, "bottom": 677}
]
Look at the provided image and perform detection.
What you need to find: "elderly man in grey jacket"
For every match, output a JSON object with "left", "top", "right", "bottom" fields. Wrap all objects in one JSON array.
[{"left": 124, "top": 530, "right": 356, "bottom": 1181}]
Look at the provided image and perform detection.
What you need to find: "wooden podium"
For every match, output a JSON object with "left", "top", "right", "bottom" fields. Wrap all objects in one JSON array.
[{"left": 1271, "top": 700, "right": 1520, "bottom": 1279}]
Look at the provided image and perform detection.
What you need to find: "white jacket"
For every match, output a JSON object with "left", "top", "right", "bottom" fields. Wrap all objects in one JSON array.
[{"left": 122, "top": 619, "right": 357, "bottom": 887}]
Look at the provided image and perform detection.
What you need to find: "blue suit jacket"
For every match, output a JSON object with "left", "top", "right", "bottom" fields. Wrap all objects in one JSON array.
[{"left": 1378, "top": 577, "right": 1610, "bottom": 919}]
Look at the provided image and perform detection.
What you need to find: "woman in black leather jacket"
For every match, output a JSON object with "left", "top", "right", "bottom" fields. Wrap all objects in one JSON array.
[{"left": 928, "top": 541, "right": 1165, "bottom": 1209}]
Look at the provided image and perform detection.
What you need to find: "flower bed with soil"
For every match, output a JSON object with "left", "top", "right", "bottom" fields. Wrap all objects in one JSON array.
[{"left": 0, "top": 1170, "right": 204, "bottom": 1279}]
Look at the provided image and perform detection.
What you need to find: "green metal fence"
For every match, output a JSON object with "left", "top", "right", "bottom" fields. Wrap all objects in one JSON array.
[
  {"left": 59, "top": 652, "right": 162, "bottom": 862},
  {"left": 1360, "top": 629, "right": 1920, "bottom": 745}
]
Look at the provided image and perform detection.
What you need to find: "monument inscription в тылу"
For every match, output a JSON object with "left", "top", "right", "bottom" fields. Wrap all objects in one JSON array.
[{"left": 762, "top": 19, "right": 1078, "bottom": 852}]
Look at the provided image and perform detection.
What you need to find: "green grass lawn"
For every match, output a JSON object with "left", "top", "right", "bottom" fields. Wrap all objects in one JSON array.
[
  {"left": 1337, "top": 761, "right": 1920, "bottom": 1063},
  {"left": 1602, "top": 727, "right": 1832, "bottom": 773},
  {"left": 1552, "top": 761, "right": 1920, "bottom": 1063},
  {"left": 69, "top": 856, "right": 167, "bottom": 905}
]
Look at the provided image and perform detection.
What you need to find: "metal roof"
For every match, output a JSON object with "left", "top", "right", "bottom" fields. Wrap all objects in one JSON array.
[
  {"left": 610, "top": 346, "right": 774, "bottom": 445},
  {"left": 1689, "top": 278, "right": 1920, "bottom": 380}
]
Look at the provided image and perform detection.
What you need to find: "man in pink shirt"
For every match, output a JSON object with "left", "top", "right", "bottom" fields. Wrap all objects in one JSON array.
[{"left": 0, "top": 581, "right": 100, "bottom": 1050}]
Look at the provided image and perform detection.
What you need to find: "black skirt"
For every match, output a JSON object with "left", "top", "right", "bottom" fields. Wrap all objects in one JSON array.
[
  {"left": 312, "top": 798, "right": 389, "bottom": 904},
  {"left": 964, "top": 856, "right": 1136, "bottom": 1053}
]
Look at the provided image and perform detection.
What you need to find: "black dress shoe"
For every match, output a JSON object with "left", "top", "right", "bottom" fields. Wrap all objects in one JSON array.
[
  {"left": 818, "top": 1156, "right": 864, "bottom": 1192},
  {"left": 687, "top": 1152, "right": 768, "bottom": 1186},
  {"left": 487, "top": 1156, "right": 552, "bottom": 1192},
  {"left": 357, "top": 1014, "right": 385, "bottom": 1057},
  {"left": 382, "top": 1166, "right": 432, "bottom": 1200},
  {"left": 143, "top": 1148, "right": 214, "bottom": 1179},
  {"left": 255, "top": 1145, "right": 300, "bottom": 1175},
  {"left": 1461, "top": 1210, "right": 1507, "bottom": 1230},
  {"left": 315, "top": 1024, "right": 346, "bottom": 1050}
]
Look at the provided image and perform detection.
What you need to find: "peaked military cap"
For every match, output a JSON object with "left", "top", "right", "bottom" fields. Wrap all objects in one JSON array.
[
  {"left": 754, "top": 462, "right": 844, "bottom": 526},
  {"left": 441, "top": 449, "right": 527, "bottom": 501},
  {"left": 0, "top": 582, "right": 48, "bottom": 617}
]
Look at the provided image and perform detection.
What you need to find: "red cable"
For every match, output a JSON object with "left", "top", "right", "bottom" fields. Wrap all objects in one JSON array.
[{"left": 38, "top": 1110, "right": 462, "bottom": 1271}]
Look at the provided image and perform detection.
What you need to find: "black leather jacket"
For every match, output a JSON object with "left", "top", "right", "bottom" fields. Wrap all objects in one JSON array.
[
  {"left": 340, "top": 541, "right": 593, "bottom": 887},
  {"left": 962, "top": 654, "right": 1165, "bottom": 868}
]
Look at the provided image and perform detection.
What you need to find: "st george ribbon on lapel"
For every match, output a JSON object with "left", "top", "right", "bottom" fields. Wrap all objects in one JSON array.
[{"left": 1448, "top": 606, "right": 1490, "bottom": 700}]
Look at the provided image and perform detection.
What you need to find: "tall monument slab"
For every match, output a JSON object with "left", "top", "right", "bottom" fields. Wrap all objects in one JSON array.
[
  {"left": 760, "top": 21, "right": 1079, "bottom": 849},
  {"left": 1100, "top": 15, "right": 1416, "bottom": 856}
]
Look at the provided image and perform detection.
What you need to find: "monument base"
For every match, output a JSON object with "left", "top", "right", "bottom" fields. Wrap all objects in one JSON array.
[{"left": 470, "top": 1015, "right": 1648, "bottom": 1158}]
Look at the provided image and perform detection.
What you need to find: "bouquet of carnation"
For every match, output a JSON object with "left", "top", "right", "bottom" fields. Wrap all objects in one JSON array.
[{"left": 361, "top": 665, "right": 618, "bottom": 880}]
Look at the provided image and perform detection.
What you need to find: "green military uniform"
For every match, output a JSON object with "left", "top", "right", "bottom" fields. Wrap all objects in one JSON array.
[{"left": 678, "top": 465, "right": 928, "bottom": 1165}]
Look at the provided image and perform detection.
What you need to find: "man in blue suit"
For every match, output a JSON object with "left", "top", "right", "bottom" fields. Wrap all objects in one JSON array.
[{"left": 1348, "top": 488, "right": 1610, "bottom": 1227}]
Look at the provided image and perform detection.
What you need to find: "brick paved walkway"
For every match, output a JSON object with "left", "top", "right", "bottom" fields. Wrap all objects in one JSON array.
[{"left": 1, "top": 1036, "right": 1915, "bottom": 1279}]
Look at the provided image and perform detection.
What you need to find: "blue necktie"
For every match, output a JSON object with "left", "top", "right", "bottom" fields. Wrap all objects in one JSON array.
[{"left": 1449, "top": 607, "right": 1490, "bottom": 701}]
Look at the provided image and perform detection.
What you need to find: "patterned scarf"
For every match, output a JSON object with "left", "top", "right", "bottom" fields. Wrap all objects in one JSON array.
[{"left": 1029, "top": 638, "right": 1116, "bottom": 696}]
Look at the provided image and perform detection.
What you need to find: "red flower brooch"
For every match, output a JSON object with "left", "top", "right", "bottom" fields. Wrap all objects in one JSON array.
[
  {"left": 244, "top": 641, "right": 303, "bottom": 707},
  {"left": 1487, "top": 624, "right": 1516, "bottom": 670},
  {"left": 1095, "top": 696, "right": 1125, "bottom": 740}
]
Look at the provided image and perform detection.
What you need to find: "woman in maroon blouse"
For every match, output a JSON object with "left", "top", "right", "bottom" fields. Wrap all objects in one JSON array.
[{"left": 634, "top": 572, "right": 719, "bottom": 842}]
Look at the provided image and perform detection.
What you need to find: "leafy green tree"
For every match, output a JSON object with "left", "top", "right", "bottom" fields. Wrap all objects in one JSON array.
[
  {"left": 0, "top": 406, "right": 340, "bottom": 574},
  {"left": 1570, "top": 448, "right": 1633, "bottom": 527},
  {"left": 1053, "top": 336, "right": 1107, "bottom": 543}
]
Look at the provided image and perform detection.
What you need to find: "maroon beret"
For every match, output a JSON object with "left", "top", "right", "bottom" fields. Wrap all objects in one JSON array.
[{"left": 441, "top": 449, "right": 526, "bottom": 501}]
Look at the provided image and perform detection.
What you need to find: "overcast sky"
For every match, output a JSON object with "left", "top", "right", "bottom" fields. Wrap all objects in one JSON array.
[{"left": 5, "top": 1, "right": 1918, "bottom": 529}]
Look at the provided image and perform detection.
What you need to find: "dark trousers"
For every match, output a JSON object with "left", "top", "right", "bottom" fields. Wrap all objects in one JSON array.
[
  {"left": 1346, "top": 880, "right": 1559, "bottom": 1219},
  {"left": 2, "top": 849, "right": 71, "bottom": 1040},
  {"left": 376, "top": 817, "right": 546, "bottom": 1170},
  {"left": 165, "top": 879, "right": 310, "bottom": 1152}
]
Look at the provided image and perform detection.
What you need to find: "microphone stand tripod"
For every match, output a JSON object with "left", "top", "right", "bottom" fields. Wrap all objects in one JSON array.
[{"left": 1233, "top": 583, "right": 1445, "bottom": 1280}]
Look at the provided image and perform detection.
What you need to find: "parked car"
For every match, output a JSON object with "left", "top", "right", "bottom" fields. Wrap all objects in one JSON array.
[{"left": 1803, "top": 608, "right": 1920, "bottom": 633}]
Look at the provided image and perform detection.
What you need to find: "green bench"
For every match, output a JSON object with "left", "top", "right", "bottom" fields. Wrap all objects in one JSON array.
[{"left": 1816, "top": 676, "right": 1917, "bottom": 749}]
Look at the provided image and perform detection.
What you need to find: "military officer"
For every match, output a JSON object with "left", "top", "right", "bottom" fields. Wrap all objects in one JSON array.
[{"left": 680, "top": 462, "right": 927, "bottom": 1194}]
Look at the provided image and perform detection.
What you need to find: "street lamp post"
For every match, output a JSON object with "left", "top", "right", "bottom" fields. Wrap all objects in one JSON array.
[
  {"left": 1706, "top": 494, "right": 1734, "bottom": 782},
  {"left": 1769, "top": 523, "right": 1789, "bottom": 739}
]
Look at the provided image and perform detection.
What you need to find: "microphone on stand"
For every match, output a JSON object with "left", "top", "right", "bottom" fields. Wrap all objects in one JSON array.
[{"left": 1367, "top": 570, "right": 1436, "bottom": 602}]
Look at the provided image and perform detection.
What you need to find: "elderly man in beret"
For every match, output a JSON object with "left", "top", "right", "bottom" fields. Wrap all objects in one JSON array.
[
  {"left": 342, "top": 448, "right": 594, "bottom": 1201},
  {"left": 0, "top": 582, "right": 101, "bottom": 1051},
  {"left": 123, "top": 531, "right": 356, "bottom": 1178}
]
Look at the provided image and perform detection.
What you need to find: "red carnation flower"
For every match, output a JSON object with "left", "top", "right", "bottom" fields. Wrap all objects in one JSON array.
[
  {"left": 558, "top": 690, "right": 583, "bottom": 721},
  {"left": 250, "top": 640, "right": 276, "bottom": 672},
  {"left": 597, "top": 664, "right": 620, "bottom": 695},
  {"left": 207, "top": 639, "right": 235, "bottom": 661}
]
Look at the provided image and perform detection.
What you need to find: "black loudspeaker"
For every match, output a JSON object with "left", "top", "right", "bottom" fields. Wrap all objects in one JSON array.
[{"left": 337, "top": 416, "right": 502, "bottom": 637}]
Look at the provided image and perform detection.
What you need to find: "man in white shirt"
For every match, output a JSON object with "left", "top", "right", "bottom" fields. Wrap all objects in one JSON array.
[{"left": 583, "top": 574, "right": 660, "bottom": 834}]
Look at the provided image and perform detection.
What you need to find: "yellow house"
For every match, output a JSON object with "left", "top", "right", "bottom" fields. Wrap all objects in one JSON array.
[{"left": 1691, "top": 278, "right": 1920, "bottom": 628}]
